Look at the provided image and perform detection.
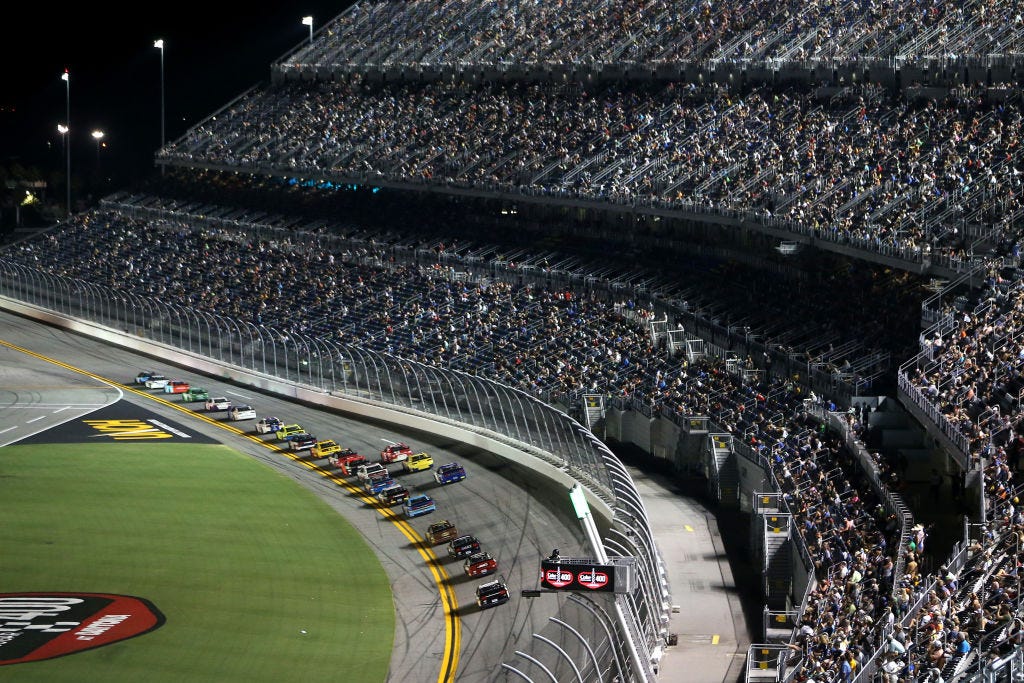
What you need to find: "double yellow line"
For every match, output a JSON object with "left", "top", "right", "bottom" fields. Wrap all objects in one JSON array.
[{"left": 0, "top": 338, "right": 461, "bottom": 683}]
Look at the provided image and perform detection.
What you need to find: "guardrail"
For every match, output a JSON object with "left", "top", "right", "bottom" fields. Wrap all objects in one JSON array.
[{"left": 0, "top": 257, "right": 671, "bottom": 681}]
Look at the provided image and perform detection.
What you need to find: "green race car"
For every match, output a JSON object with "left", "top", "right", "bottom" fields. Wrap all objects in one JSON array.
[{"left": 181, "top": 387, "right": 210, "bottom": 402}]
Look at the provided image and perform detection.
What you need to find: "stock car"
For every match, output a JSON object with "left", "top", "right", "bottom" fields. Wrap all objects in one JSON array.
[
  {"left": 447, "top": 535, "right": 481, "bottom": 559},
  {"left": 365, "top": 475, "right": 397, "bottom": 495},
  {"left": 377, "top": 483, "right": 410, "bottom": 507},
  {"left": 144, "top": 375, "right": 170, "bottom": 389},
  {"left": 356, "top": 462, "right": 388, "bottom": 484},
  {"left": 286, "top": 433, "right": 318, "bottom": 452},
  {"left": 229, "top": 405, "right": 257, "bottom": 421},
  {"left": 425, "top": 520, "right": 458, "bottom": 545},
  {"left": 434, "top": 462, "right": 466, "bottom": 485},
  {"left": 205, "top": 396, "right": 232, "bottom": 412},
  {"left": 380, "top": 442, "right": 413, "bottom": 464},
  {"left": 463, "top": 551, "right": 498, "bottom": 578},
  {"left": 275, "top": 424, "right": 305, "bottom": 440},
  {"left": 135, "top": 371, "right": 159, "bottom": 384},
  {"left": 311, "top": 440, "right": 342, "bottom": 459},
  {"left": 255, "top": 416, "right": 283, "bottom": 434},
  {"left": 163, "top": 380, "right": 190, "bottom": 394},
  {"left": 335, "top": 451, "right": 369, "bottom": 476},
  {"left": 181, "top": 387, "right": 210, "bottom": 402},
  {"left": 475, "top": 578, "right": 510, "bottom": 609},
  {"left": 404, "top": 494, "right": 436, "bottom": 519},
  {"left": 402, "top": 452, "right": 434, "bottom": 473}
]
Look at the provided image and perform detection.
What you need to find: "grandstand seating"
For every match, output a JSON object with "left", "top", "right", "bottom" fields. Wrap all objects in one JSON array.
[{"left": 14, "top": 0, "right": 1024, "bottom": 680}]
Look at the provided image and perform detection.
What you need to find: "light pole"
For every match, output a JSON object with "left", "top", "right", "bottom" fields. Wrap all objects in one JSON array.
[
  {"left": 154, "top": 39, "right": 165, "bottom": 175},
  {"left": 61, "top": 69, "right": 71, "bottom": 218},
  {"left": 91, "top": 130, "right": 105, "bottom": 179},
  {"left": 302, "top": 16, "right": 313, "bottom": 45}
]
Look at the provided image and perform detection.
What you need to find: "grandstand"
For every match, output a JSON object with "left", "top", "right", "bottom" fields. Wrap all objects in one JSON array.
[{"left": 5, "top": 0, "right": 1024, "bottom": 681}]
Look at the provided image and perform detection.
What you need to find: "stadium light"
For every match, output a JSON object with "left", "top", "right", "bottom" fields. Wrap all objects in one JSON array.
[
  {"left": 91, "top": 130, "right": 105, "bottom": 171},
  {"left": 61, "top": 69, "right": 71, "bottom": 218},
  {"left": 154, "top": 39, "right": 165, "bottom": 175},
  {"left": 301, "top": 16, "right": 313, "bottom": 44}
]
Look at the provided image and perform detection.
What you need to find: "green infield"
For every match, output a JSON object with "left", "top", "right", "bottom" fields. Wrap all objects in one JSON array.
[{"left": 0, "top": 442, "right": 394, "bottom": 681}]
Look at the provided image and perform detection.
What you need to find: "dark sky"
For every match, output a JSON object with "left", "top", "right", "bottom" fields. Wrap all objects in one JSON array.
[{"left": 1, "top": 2, "right": 355, "bottom": 191}]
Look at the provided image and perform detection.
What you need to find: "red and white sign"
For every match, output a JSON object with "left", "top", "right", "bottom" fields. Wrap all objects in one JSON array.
[
  {"left": 542, "top": 568, "right": 574, "bottom": 589},
  {"left": 577, "top": 569, "right": 610, "bottom": 590}
]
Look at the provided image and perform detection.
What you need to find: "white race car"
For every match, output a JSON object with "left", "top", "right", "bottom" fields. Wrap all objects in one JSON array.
[
  {"left": 205, "top": 396, "right": 231, "bottom": 411},
  {"left": 144, "top": 375, "right": 169, "bottom": 389},
  {"left": 229, "top": 405, "right": 257, "bottom": 421},
  {"left": 255, "top": 417, "right": 283, "bottom": 434}
]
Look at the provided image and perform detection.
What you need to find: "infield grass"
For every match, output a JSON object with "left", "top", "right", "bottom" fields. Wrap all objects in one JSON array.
[{"left": 0, "top": 443, "right": 394, "bottom": 682}]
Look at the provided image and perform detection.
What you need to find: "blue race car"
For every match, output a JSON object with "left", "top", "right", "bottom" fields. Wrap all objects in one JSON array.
[
  {"left": 365, "top": 476, "right": 398, "bottom": 495},
  {"left": 404, "top": 494, "right": 436, "bottom": 518},
  {"left": 434, "top": 462, "right": 467, "bottom": 485}
]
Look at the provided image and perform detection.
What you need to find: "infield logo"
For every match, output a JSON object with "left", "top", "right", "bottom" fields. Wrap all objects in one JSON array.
[
  {"left": 0, "top": 593, "right": 164, "bottom": 665},
  {"left": 83, "top": 419, "right": 176, "bottom": 440}
]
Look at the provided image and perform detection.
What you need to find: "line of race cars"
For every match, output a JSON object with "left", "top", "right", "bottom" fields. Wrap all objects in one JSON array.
[{"left": 134, "top": 369, "right": 510, "bottom": 610}]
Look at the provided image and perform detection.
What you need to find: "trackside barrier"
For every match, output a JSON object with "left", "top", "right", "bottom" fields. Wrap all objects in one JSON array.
[{"left": 0, "top": 259, "right": 671, "bottom": 682}]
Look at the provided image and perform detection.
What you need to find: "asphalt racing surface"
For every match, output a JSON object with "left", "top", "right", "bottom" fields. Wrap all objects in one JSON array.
[{"left": 0, "top": 310, "right": 753, "bottom": 682}]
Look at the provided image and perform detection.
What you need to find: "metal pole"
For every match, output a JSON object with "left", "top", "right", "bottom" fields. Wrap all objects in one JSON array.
[
  {"left": 62, "top": 70, "right": 71, "bottom": 218},
  {"left": 154, "top": 40, "right": 165, "bottom": 175}
]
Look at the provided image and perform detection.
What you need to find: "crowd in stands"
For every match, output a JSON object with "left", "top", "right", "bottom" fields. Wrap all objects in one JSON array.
[
  {"left": 163, "top": 80, "right": 1024, "bottom": 267},
  {"left": 281, "top": 0, "right": 1024, "bottom": 71},
  {"left": 904, "top": 262, "right": 1024, "bottom": 467}
]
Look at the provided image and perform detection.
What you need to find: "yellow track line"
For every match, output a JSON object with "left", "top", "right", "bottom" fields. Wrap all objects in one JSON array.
[{"left": 0, "top": 338, "right": 461, "bottom": 682}]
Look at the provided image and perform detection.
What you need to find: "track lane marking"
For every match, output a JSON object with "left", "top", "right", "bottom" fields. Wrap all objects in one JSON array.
[
  {"left": 0, "top": 338, "right": 460, "bottom": 682},
  {"left": 26, "top": 416, "right": 46, "bottom": 423}
]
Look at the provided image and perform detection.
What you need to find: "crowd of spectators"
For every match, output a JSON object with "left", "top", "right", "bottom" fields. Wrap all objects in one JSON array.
[
  {"left": 163, "top": 80, "right": 1024, "bottom": 267},
  {"left": 904, "top": 261, "right": 1024, "bottom": 467},
  {"left": 280, "top": 0, "right": 1024, "bottom": 72}
]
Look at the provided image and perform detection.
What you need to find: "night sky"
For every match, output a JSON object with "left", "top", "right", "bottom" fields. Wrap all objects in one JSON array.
[{"left": 1, "top": 2, "right": 355, "bottom": 192}]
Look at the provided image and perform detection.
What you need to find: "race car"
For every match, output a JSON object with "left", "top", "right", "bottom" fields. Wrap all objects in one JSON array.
[
  {"left": 475, "top": 578, "right": 510, "bottom": 609},
  {"left": 447, "top": 534, "right": 481, "bottom": 559},
  {"left": 144, "top": 375, "right": 170, "bottom": 389},
  {"left": 181, "top": 387, "right": 210, "bottom": 402},
  {"left": 380, "top": 442, "right": 413, "bottom": 464},
  {"left": 205, "top": 396, "right": 231, "bottom": 412},
  {"left": 434, "top": 462, "right": 466, "bottom": 485},
  {"left": 402, "top": 452, "right": 434, "bottom": 473},
  {"left": 425, "top": 520, "right": 458, "bottom": 545},
  {"left": 163, "top": 380, "right": 190, "bottom": 394},
  {"left": 365, "top": 475, "right": 397, "bottom": 495},
  {"left": 464, "top": 551, "right": 498, "bottom": 578},
  {"left": 135, "top": 370, "right": 159, "bottom": 384},
  {"left": 255, "top": 416, "right": 283, "bottom": 434},
  {"left": 228, "top": 405, "right": 257, "bottom": 421},
  {"left": 404, "top": 494, "right": 436, "bottom": 519},
  {"left": 275, "top": 424, "right": 304, "bottom": 440},
  {"left": 311, "top": 440, "right": 342, "bottom": 459},
  {"left": 377, "top": 483, "right": 410, "bottom": 507},
  {"left": 335, "top": 451, "right": 368, "bottom": 476},
  {"left": 286, "top": 433, "right": 318, "bottom": 452},
  {"left": 356, "top": 462, "right": 388, "bottom": 484}
]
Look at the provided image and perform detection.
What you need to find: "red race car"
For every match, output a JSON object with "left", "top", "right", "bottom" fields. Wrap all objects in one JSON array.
[
  {"left": 380, "top": 441, "right": 413, "bottom": 464},
  {"left": 334, "top": 449, "right": 368, "bottom": 476},
  {"left": 464, "top": 551, "right": 498, "bottom": 578}
]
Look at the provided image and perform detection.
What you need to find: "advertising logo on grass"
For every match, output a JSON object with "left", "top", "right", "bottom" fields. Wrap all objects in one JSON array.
[{"left": 0, "top": 593, "right": 164, "bottom": 665}]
